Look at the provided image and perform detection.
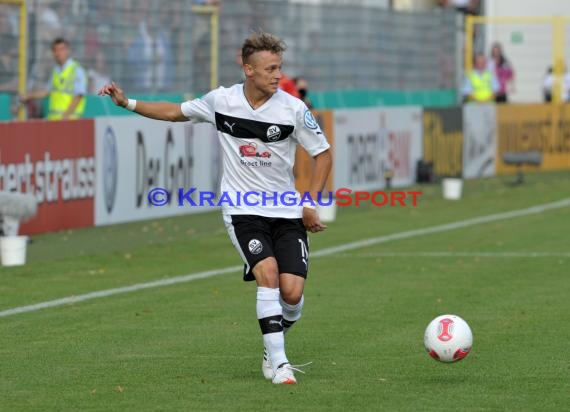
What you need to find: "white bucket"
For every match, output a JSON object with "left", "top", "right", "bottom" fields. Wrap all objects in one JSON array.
[
  {"left": 0, "top": 235, "right": 28, "bottom": 267},
  {"left": 317, "top": 199, "right": 337, "bottom": 222},
  {"left": 442, "top": 178, "right": 463, "bottom": 200}
]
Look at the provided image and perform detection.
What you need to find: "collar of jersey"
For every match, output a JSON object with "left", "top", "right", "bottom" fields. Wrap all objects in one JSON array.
[{"left": 241, "top": 83, "right": 276, "bottom": 113}]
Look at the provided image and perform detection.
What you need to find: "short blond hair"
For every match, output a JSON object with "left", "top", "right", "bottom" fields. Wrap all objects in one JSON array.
[{"left": 241, "top": 31, "right": 286, "bottom": 64}]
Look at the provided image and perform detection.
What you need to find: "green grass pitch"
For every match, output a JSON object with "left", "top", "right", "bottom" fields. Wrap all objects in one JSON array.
[{"left": 1, "top": 171, "right": 569, "bottom": 411}]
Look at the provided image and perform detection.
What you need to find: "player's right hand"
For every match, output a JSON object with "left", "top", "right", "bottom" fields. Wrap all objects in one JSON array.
[
  {"left": 302, "top": 207, "right": 327, "bottom": 233},
  {"left": 98, "top": 82, "right": 128, "bottom": 108}
]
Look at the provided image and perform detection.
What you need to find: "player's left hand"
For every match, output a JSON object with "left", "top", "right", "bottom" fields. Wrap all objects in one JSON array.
[{"left": 302, "top": 207, "right": 327, "bottom": 233}]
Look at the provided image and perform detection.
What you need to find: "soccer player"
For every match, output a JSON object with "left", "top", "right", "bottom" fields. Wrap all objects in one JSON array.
[{"left": 98, "top": 31, "right": 332, "bottom": 385}]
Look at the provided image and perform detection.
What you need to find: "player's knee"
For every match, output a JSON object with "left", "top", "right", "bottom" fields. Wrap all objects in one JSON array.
[
  {"left": 279, "top": 273, "right": 305, "bottom": 304},
  {"left": 280, "top": 289, "right": 303, "bottom": 305},
  {"left": 252, "top": 257, "right": 279, "bottom": 287}
]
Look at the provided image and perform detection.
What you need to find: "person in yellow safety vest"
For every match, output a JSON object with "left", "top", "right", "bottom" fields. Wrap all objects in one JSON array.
[
  {"left": 462, "top": 53, "right": 500, "bottom": 103},
  {"left": 20, "top": 38, "right": 87, "bottom": 120}
]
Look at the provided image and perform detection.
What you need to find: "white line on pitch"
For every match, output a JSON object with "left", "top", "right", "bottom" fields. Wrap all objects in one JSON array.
[
  {"left": 1, "top": 197, "right": 569, "bottom": 318},
  {"left": 0, "top": 266, "right": 242, "bottom": 318},
  {"left": 330, "top": 252, "right": 570, "bottom": 258}
]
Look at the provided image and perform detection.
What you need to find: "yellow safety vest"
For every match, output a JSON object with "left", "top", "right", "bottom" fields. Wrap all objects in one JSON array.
[
  {"left": 468, "top": 71, "right": 494, "bottom": 102},
  {"left": 48, "top": 61, "right": 86, "bottom": 120}
]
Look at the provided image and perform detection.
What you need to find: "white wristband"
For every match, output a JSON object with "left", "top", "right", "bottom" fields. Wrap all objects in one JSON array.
[
  {"left": 126, "top": 99, "right": 137, "bottom": 111},
  {"left": 303, "top": 204, "right": 317, "bottom": 210}
]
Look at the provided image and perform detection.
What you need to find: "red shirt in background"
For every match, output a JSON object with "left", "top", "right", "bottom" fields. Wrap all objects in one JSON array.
[{"left": 279, "top": 74, "right": 300, "bottom": 98}]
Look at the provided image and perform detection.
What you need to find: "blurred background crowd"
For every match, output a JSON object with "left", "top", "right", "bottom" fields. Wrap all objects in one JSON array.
[{"left": 0, "top": 0, "right": 567, "bottom": 120}]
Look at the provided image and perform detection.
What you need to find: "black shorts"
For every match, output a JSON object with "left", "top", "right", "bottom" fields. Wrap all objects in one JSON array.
[{"left": 223, "top": 214, "right": 309, "bottom": 282}]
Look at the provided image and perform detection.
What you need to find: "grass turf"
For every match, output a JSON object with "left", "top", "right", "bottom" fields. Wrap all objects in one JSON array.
[{"left": 0, "top": 171, "right": 569, "bottom": 411}]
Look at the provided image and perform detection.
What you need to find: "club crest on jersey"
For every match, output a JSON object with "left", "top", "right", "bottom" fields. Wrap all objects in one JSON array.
[
  {"left": 248, "top": 239, "right": 263, "bottom": 254},
  {"left": 266, "top": 125, "right": 281, "bottom": 142},
  {"left": 304, "top": 109, "right": 318, "bottom": 130}
]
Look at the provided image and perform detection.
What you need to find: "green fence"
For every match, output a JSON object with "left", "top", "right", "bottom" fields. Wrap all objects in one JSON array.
[
  {"left": 309, "top": 89, "right": 458, "bottom": 109},
  {"left": 0, "top": 89, "right": 457, "bottom": 121},
  {"left": 0, "top": 94, "right": 12, "bottom": 121}
]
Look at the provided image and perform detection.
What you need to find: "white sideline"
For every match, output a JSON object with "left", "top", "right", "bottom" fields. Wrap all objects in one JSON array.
[
  {"left": 1, "top": 198, "right": 569, "bottom": 318},
  {"left": 332, "top": 252, "right": 570, "bottom": 258}
]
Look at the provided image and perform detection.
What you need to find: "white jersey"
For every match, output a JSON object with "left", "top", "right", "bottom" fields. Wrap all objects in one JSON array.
[{"left": 181, "top": 83, "right": 330, "bottom": 218}]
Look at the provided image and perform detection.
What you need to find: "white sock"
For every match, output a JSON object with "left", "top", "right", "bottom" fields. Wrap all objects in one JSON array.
[
  {"left": 257, "top": 287, "right": 288, "bottom": 371},
  {"left": 280, "top": 294, "right": 304, "bottom": 334}
]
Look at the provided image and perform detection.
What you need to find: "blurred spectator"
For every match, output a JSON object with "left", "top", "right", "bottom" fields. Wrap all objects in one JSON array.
[
  {"left": 0, "top": 8, "right": 19, "bottom": 117},
  {"left": 87, "top": 50, "right": 111, "bottom": 94},
  {"left": 542, "top": 66, "right": 558, "bottom": 102},
  {"left": 156, "top": 6, "right": 177, "bottom": 91},
  {"left": 234, "top": 47, "right": 246, "bottom": 83},
  {"left": 0, "top": 39, "right": 18, "bottom": 94},
  {"left": 54, "top": 0, "right": 79, "bottom": 44},
  {"left": 462, "top": 53, "right": 499, "bottom": 103},
  {"left": 85, "top": 2, "right": 119, "bottom": 84},
  {"left": 126, "top": 3, "right": 173, "bottom": 92},
  {"left": 436, "top": 0, "right": 480, "bottom": 15},
  {"left": 27, "top": 2, "right": 64, "bottom": 93},
  {"left": 20, "top": 37, "right": 87, "bottom": 120},
  {"left": 0, "top": 4, "right": 17, "bottom": 35},
  {"left": 279, "top": 73, "right": 300, "bottom": 98},
  {"left": 294, "top": 76, "right": 313, "bottom": 109},
  {"left": 543, "top": 66, "right": 554, "bottom": 102},
  {"left": 488, "top": 42, "right": 514, "bottom": 103},
  {"left": 158, "top": 3, "right": 185, "bottom": 91},
  {"left": 37, "top": 1, "right": 63, "bottom": 40},
  {"left": 542, "top": 65, "right": 570, "bottom": 103},
  {"left": 83, "top": 23, "right": 100, "bottom": 62}
]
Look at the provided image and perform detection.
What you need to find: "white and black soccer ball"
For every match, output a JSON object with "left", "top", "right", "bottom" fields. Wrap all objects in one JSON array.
[{"left": 424, "top": 314, "right": 473, "bottom": 363}]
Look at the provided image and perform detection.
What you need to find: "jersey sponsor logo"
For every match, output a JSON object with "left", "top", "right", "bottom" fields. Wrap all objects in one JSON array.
[
  {"left": 224, "top": 120, "right": 236, "bottom": 133},
  {"left": 248, "top": 239, "right": 263, "bottom": 254},
  {"left": 304, "top": 108, "right": 319, "bottom": 130},
  {"left": 266, "top": 125, "right": 281, "bottom": 142},
  {"left": 238, "top": 142, "right": 271, "bottom": 158}
]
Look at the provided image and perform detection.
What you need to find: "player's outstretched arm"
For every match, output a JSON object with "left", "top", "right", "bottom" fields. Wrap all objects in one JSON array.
[{"left": 98, "top": 82, "right": 187, "bottom": 122}]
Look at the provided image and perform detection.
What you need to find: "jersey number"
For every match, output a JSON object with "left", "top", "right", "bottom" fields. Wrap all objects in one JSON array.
[{"left": 298, "top": 239, "right": 308, "bottom": 269}]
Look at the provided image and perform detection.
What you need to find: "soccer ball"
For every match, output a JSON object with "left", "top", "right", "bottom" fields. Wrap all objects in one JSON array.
[{"left": 424, "top": 314, "right": 473, "bottom": 363}]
